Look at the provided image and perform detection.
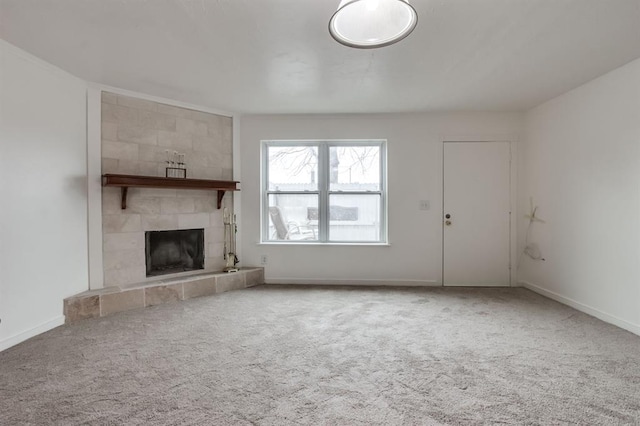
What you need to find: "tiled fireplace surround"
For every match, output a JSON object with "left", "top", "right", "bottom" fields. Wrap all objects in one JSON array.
[{"left": 64, "top": 92, "right": 263, "bottom": 322}]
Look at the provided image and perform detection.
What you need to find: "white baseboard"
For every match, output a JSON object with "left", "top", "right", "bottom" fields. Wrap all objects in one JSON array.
[
  {"left": 0, "top": 316, "right": 65, "bottom": 352},
  {"left": 520, "top": 281, "right": 640, "bottom": 337},
  {"left": 265, "top": 278, "right": 441, "bottom": 287}
]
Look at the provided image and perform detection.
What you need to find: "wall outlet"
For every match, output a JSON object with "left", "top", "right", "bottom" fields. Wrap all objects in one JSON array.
[
  {"left": 260, "top": 255, "right": 268, "bottom": 265},
  {"left": 419, "top": 200, "right": 430, "bottom": 211}
]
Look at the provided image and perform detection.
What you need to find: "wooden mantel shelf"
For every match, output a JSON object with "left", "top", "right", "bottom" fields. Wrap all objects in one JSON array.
[{"left": 102, "top": 174, "right": 240, "bottom": 209}]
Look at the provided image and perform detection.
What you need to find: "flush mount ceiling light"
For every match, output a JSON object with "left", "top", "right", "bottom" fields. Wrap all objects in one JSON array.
[{"left": 329, "top": 0, "right": 418, "bottom": 49}]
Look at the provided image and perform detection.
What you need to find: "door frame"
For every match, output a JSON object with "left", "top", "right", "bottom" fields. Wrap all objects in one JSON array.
[{"left": 440, "top": 137, "right": 518, "bottom": 287}]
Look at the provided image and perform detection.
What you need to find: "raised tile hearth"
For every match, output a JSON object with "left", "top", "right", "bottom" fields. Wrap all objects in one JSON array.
[{"left": 64, "top": 268, "right": 263, "bottom": 323}]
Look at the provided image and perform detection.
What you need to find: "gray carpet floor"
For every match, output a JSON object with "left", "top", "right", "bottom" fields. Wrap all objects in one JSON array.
[{"left": 1, "top": 285, "right": 639, "bottom": 425}]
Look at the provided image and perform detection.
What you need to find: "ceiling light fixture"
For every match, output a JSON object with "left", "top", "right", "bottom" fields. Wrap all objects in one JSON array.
[{"left": 329, "top": 0, "right": 418, "bottom": 49}]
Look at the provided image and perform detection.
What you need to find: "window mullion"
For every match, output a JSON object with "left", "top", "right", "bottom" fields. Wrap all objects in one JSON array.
[{"left": 318, "top": 143, "right": 329, "bottom": 242}]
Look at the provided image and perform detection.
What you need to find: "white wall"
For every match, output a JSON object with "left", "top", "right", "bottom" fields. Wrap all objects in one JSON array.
[
  {"left": 519, "top": 58, "right": 640, "bottom": 335},
  {"left": 0, "top": 41, "right": 89, "bottom": 351},
  {"left": 240, "top": 113, "right": 522, "bottom": 285}
]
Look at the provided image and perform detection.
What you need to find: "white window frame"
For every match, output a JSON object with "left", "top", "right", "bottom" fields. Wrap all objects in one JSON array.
[{"left": 261, "top": 140, "right": 387, "bottom": 244}]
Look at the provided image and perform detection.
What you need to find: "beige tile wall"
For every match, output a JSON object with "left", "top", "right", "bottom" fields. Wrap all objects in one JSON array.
[{"left": 101, "top": 92, "right": 233, "bottom": 287}]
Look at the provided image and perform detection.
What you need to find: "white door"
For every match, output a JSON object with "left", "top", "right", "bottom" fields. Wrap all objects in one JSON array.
[{"left": 443, "top": 141, "right": 511, "bottom": 287}]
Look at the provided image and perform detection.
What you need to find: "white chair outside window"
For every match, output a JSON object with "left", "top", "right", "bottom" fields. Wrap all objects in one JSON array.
[{"left": 269, "top": 206, "right": 316, "bottom": 241}]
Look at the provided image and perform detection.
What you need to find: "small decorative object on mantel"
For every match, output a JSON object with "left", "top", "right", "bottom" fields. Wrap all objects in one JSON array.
[
  {"left": 223, "top": 208, "right": 239, "bottom": 273},
  {"left": 165, "top": 150, "right": 187, "bottom": 178}
]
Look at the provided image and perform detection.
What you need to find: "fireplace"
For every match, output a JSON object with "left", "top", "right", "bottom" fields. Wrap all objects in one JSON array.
[{"left": 145, "top": 229, "right": 205, "bottom": 277}]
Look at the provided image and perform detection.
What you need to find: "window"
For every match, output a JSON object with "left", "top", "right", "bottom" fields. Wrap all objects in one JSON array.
[{"left": 262, "top": 140, "right": 387, "bottom": 243}]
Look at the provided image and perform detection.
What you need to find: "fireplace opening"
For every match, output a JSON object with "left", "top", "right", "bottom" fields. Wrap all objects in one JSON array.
[{"left": 145, "top": 229, "right": 205, "bottom": 277}]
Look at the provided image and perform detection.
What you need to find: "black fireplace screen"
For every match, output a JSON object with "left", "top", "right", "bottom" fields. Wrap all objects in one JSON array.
[{"left": 145, "top": 229, "right": 204, "bottom": 277}]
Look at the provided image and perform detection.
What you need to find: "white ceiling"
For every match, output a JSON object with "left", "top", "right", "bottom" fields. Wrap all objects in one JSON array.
[{"left": 1, "top": 0, "right": 639, "bottom": 114}]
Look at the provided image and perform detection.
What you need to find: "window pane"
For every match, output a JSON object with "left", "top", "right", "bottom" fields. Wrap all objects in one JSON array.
[
  {"left": 329, "top": 146, "right": 380, "bottom": 191},
  {"left": 329, "top": 194, "right": 381, "bottom": 242},
  {"left": 268, "top": 146, "right": 318, "bottom": 191},
  {"left": 267, "top": 194, "right": 318, "bottom": 241}
]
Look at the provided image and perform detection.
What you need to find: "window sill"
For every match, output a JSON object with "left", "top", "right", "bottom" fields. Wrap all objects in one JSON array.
[{"left": 257, "top": 242, "right": 391, "bottom": 247}]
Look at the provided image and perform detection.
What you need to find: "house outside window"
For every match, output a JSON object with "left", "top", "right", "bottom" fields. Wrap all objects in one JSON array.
[{"left": 262, "top": 140, "right": 387, "bottom": 243}]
